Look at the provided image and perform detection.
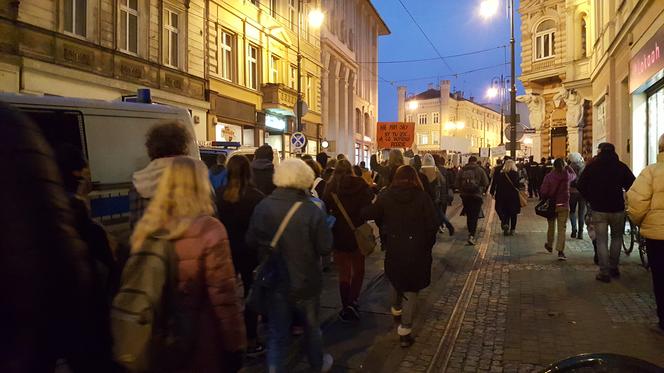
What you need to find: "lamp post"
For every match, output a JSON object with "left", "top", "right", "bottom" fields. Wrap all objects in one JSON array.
[
  {"left": 487, "top": 75, "right": 509, "bottom": 145},
  {"left": 296, "top": 3, "right": 324, "bottom": 132},
  {"left": 480, "top": 0, "right": 517, "bottom": 158}
]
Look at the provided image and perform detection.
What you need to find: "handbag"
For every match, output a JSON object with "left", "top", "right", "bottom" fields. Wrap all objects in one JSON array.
[
  {"left": 246, "top": 201, "right": 302, "bottom": 313},
  {"left": 504, "top": 172, "right": 528, "bottom": 208},
  {"left": 535, "top": 178, "right": 563, "bottom": 219},
  {"left": 332, "top": 193, "right": 377, "bottom": 256}
]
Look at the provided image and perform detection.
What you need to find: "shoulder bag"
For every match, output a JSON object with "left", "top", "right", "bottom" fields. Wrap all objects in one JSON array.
[
  {"left": 332, "top": 193, "right": 377, "bottom": 256},
  {"left": 535, "top": 178, "right": 563, "bottom": 219},
  {"left": 246, "top": 201, "right": 302, "bottom": 313},
  {"left": 504, "top": 172, "right": 528, "bottom": 207}
]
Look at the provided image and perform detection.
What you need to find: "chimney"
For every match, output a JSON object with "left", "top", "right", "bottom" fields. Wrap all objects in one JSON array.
[
  {"left": 469, "top": 96, "right": 475, "bottom": 102},
  {"left": 397, "top": 86, "right": 407, "bottom": 122},
  {"left": 440, "top": 80, "right": 450, "bottom": 127}
]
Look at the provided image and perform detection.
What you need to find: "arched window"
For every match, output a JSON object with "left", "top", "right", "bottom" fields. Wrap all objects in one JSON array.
[
  {"left": 580, "top": 17, "right": 587, "bottom": 58},
  {"left": 535, "top": 19, "right": 556, "bottom": 60},
  {"left": 364, "top": 113, "right": 371, "bottom": 137},
  {"left": 355, "top": 108, "right": 362, "bottom": 134}
]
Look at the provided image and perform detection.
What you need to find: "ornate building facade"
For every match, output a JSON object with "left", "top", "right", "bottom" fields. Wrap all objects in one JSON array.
[
  {"left": 320, "top": 0, "right": 389, "bottom": 163},
  {"left": 518, "top": 0, "right": 593, "bottom": 161}
]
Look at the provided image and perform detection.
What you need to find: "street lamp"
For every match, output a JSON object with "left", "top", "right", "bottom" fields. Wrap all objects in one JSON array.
[
  {"left": 407, "top": 100, "right": 419, "bottom": 111},
  {"left": 480, "top": 0, "right": 517, "bottom": 158},
  {"left": 487, "top": 75, "right": 509, "bottom": 145},
  {"left": 296, "top": 3, "right": 324, "bottom": 132}
]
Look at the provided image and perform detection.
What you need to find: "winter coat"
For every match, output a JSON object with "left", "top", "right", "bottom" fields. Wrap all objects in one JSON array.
[
  {"left": 323, "top": 175, "right": 373, "bottom": 252},
  {"left": 0, "top": 103, "right": 108, "bottom": 373},
  {"left": 251, "top": 158, "right": 276, "bottom": 196},
  {"left": 129, "top": 157, "right": 178, "bottom": 229},
  {"left": 363, "top": 185, "right": 439, "bottom": 292},
  {"left": 577, "top": 152, "right": 635, "bottom": 213},
  {"left": 491, "top": 170, "right": 522, "bottom": 216},
  {"left": 173, "top": 216, "right": 246, "bottom": 371},
  {"left": 627, "top": 153, "right": 664, "bottom": 240},
  {"left": 209, "top": 165, "right": 227, "bottom": 190},
  {"left": 246, "top": 188, "right": 333, "bottom": 300},
  {"left": 568, "top": 161, "right": 585, "bottom": 195},
  {"left": 215, "top": 186, "right": 265, "bottom": 275},
  {"left": 540, "top": 168, "right": 576, "bottom": 209},
  {"left": 455, "top": 163, "right": 490, "bottom": 198}
]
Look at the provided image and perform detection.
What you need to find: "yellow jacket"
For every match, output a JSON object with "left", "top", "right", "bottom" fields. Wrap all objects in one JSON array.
[{"left": 627, "top": 152, "right": 664, "bottom": 240}]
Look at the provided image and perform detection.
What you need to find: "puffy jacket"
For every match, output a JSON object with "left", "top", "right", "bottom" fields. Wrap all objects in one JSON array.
[
  {"left": 540, "top": 167, "right": 576, "bottom": 209},
  {"left": 246, "top": 188, "right": 333, "bottom": 300},
  {"left": 577, "top": 151, "right": 635, "bottom": 213},
  {"left": 323, "top": 175, "right": 373, "bottom": 252},
  {"left": 627, "top": 153, "right": 664, "bottom": 240},
  {"left": 251, "top": 159, "right": 276, "bottom": 196},
  {"left": 173, "top": 216, "right": 246, "bottom": 371}
]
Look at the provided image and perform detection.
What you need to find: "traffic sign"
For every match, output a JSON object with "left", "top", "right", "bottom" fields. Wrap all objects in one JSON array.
[
  {"left": 291, "top": 131, "right": 307, "bottom": 150},
  {"left": 504, "top": 124, "right": 527, "bottom": 142},
  {"left": 294, "top": 101, "right": 309, "bottom": 118}
]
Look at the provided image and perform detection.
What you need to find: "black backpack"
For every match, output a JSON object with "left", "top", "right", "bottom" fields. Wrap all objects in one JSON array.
[{"left": 460, "top": 168, "right": 480, "bottom": 195}]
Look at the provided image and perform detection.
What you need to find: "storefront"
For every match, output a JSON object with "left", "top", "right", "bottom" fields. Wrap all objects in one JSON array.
[
  {"left": 209, "top": 93, "right": 262, "bottom": 147},
  {"left": 630, "top": 24, "right": 664, "bottom": 175}
]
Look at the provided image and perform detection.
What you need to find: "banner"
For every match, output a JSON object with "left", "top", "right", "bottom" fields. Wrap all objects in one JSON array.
[{"left": 377, "top": 122, "right": 415, "bottom": 149}]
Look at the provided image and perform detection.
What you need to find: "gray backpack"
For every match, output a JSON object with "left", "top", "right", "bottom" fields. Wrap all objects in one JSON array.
[{"left": 111, "top": 236, "right": 195, "bottom": 372}]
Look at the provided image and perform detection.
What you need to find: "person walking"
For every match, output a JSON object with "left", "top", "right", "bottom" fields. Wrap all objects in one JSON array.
[
  {"left": 209, "top": 153, "right": 228, "bottom": 190},
  {"left": 125, "top": 156, "right": 246, "bottom": 372},
  {"left": 421, "top": 154, "right": 455, "bottom": 235},
  {"left": 323, "top": 159, "right": 373, "bottom": 322},
  {"left": 373, "top": 149, "right": 405, "bottom": 190},
  {"left": 246, "top": 159, "right": 334, "bottom": 373},
  {"left": 578, "top": 143, "right": 635, "bottom": 282},
  {"left": 215, "top": 155, "right": 266, "bottom": 357},
  {"left": 567, "top": 152, "right": 586, "bottom": 239},
  {"left": 251, "top": 144, "right": 277, "bottom": 196},
  {"left": 363, "top": 166, "right": 439, "bottom": 347},
  {"left": 129, "top": 121, "right": 192, "bottom": 229},
  {"left": 627, "top": 134, "right": 664, "bottom": 334},
  {"left": 490, "top": 159, "right": 522, "bottom": 236},
  {"left": 456, "top": 156, "right": 489, "bottom": 245},
  {"left": 540, "top": 158, "right": 576, "bottom": 261}
]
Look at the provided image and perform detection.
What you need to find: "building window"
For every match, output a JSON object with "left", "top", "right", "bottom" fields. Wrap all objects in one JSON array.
[
  {"left": 289, "top": 65, "right": 297, "bottom": 89},
  {"left": 580, "top": 17, "right": 587, "bottom": 58},
  {"left": 219, "top": 30, "right": 234, "bottom": 81},
  {"left": 288, "top": 0, "right": 296, "bottom": 30},
  {"left": 119, "top": 0, "right": 139, "bottom": 54},
  {"left": 306, "top": 74, "right": 313, "bottom": 105},
  {"left": 535, "top": 20, "right": 556, "bottom": 60},
  {"left": 270, "top": 0, "right": 277, "bottom": 17},
  {"left": 64, "top": 0, "right": 86, "bottom": 37},
  {"left": 418, "top": 113, "right": 428, "bottom": 125},
  {"left": 432, "top": 112, "right": 440, "bottom": 124},
  {"left": 164, "top": 9, "right": 179, "bottom": 68},
  {"left": 419, "top": 133, "right": 429, "bottom": 145},
  {"left": 406, "top": 114, "right": 413, "bottom": 122},
  {"left": 270, "top": 55, "right": 279, "bottom": 83},
  {"left": 247, "top": 44, "right": 259, "bottom": 90},
  {"left": 433, "top": 131, "right": 440, "bottom": 144}
]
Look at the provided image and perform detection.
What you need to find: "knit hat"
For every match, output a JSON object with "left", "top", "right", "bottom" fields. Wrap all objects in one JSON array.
[{"left": 421, "top": 153, "right": 436, "bottom": 168}]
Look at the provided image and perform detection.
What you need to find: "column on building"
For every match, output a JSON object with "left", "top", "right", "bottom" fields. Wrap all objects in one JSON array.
[
  {"left": 321, "top": 51, "right": 330, "bottom": 146},
  {"left": 329, "top": 57, "right": 341, "bottom": 155},
  {"left": 347, "top": 70, "right": 356, "bottom": 158},
  {"left": 339, "top": 65, "right": 349, "bottom": 157}
]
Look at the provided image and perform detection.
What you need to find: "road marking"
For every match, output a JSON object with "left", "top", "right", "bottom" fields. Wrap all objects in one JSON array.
[{"left": 427, "top": 198, "right": 496, "bottom": 373}]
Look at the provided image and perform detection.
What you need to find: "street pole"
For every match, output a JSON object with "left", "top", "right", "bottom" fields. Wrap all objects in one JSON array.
[
  {"left": 509, "top": 0, "right": 517, "bottom": 158},
  {"left": 296, "top": 0, "right": 303, "bottom": 133},
  {"left": 499, "top": 75, "right": 504, "bottom": 145}
]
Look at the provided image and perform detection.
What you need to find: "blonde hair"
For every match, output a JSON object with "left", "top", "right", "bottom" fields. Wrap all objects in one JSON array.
[
  {"left": 502, "top": 159, "right": 517, "bottom": 173},
  {"left": 131, "top": 156, "right": 214, "bottom": 251}
]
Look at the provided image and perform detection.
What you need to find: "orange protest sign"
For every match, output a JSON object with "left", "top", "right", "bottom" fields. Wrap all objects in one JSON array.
[{"left": 377, "top": 122, "right": 415, "bottom": 149}]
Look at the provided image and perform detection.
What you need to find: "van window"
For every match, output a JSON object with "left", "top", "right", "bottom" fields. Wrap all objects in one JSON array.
[{"left": 18, "top": 108, "right": 87, "bottom": 157}]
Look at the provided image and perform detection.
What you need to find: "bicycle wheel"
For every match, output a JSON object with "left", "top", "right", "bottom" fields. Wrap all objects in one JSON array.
[
  {"left": 638, "top": 236, "right": 649, "bottom": 270},
  {"left": 622, "top": 216, "right": 635, "bottom": 255}
]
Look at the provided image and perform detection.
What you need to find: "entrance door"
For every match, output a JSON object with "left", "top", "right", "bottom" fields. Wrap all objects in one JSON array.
[
  {"left": 647, "top": 85, "right": 664, "bottom": 164},
  {"left": 551, "top": 126, "right": 568, "bottom": 158}
]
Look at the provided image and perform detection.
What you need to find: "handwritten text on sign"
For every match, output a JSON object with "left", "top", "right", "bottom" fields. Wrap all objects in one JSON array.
[{"left": 377, "top": 122, "right": 415, "bottom": 149}]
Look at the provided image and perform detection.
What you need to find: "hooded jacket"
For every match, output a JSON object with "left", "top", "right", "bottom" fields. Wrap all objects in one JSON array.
[
  {"left": 129, "top": 157, "right": 177, "bottom": 228},
  {"left": 540, "top": 167, "right": 576, "bottom": 209},
  {"left": 323, "top": 175, "right": 373, "bottom": 252},
  {"left": 627, "top": 153, "right": 664, "bottom": 240},
  {"left": 363, "top": 185, "right": 439, "bottom": 292},
  {"left": 577, "top": 151, "right": 635, "bottom": 213},
  {"left": 251, "top": 158, "right": 276, "bottom": 196},
  {"left": 455, "top": 162, "right": 489, "bottom": 198}
]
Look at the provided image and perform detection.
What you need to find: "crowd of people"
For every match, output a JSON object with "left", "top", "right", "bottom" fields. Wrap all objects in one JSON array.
[{"left": 3, "top": 104, "right": 663, "bottom": 373}]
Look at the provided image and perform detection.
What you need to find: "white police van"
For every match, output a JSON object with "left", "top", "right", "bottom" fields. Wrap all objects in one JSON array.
[{"left": 0, "top": 93, "right": 199, "bottom": 229}]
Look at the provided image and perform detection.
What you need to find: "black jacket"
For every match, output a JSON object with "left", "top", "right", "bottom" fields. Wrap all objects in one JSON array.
[
  {"left": 216, "top": 186, "right": 265, "bottom": 274},
  {"left": 251, "top": 158, "right": 276, "bottom": 196},
  {"left": 491, "top": 170, "right": 522, "bottom": 216},
  {"left": 456, "top": 163, "right": 490, "bottom": 198},
  {"left": 323, "top": 175, "right": 373, "bottom": 252},
  {"left": 363, "top": 185, "right": 439, "bottom": 292},
  {"left": 577, "top": 152, "right": 635, "bottom": 213}
]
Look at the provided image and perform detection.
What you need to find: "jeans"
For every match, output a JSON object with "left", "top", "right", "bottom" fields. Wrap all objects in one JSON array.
[
  {"left": 334, "top": 250, "right": 365, "bottom": 308},
  {"left": 461, "top": 195, "right": 483, "bottom": 236},
  {"left": 499, "top": 213, "right": 518, "bottom": 230},
  {"left": 239, "top": 267, "right": 258, "bottom": 341},
  {"left": 569, "top": 193, "right": 586, "bottom": 234},
  {"left": 547, "top": 207, "right": 569, "bottom": 252},
  {"left": 592, "top": 211, "right": 624, "bottom": 275},
  {"left": 392, "top": 287, "right": 418, "bottom": 330},
  {"left": 267, "top": 293, "right": 323, "bottom": 373},
  {"left": 438, "top": 202, "right": 454, "bottom": 230},
  {"left": 646, "top": 240, "right": 664, "bottom": 329}
]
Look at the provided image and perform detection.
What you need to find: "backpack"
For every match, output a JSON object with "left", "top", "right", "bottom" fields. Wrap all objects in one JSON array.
[
  {"left": 111, "top": 237, "right": 195, "bottom": 372},
  {"left": 460, "top": 168, "right": 480, "bottom": 195}
]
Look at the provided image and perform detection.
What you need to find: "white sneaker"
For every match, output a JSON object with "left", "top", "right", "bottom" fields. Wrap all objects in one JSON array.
[
  {"left": 390, "top": 306, "right": 403, "bottom": 317},
  {"left": 322, "top": 353, "right": 334, "bottom": 372},
  {"left": 467, "top": 235, "right": 476, "bottom": 245}
]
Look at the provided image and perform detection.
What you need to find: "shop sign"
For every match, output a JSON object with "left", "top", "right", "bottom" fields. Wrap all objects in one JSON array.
[
  {"left": 630, "top": 26, "right": 664, "bottom": 93},
  {"left": 266, "top": 114, "right": 287, "bottom": 131},
  {"left": 377, "top": 122, "right": 415, "bottom": 149}
]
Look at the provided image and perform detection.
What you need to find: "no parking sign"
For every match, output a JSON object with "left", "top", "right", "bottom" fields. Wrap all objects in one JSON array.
[{"left": 291, "top": 132, "right": 307, "bottom": 153}]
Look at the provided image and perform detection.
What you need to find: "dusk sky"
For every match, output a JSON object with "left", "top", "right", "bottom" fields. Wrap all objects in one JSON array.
[{"left": 372, "top": 0, "right": 525, "bottom": 122}]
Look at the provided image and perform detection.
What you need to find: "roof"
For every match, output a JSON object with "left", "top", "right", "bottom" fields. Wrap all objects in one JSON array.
[
  {"left": 365, "top": 0, "right": 390, "bottom": 35},
  {"left": 405, "top": 89, "right": 502, "bottom": 115},
  {"left": 0, "top": 93, "right": 186, "bottom": 114}
]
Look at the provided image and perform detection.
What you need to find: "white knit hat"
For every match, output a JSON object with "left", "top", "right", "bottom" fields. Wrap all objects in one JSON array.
[{"left": 421, "top": 153, "right": 436, "bottom": 168}]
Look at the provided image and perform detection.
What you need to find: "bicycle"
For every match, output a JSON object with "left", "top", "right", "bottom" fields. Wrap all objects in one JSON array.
[
  {"left": 622, "top": 214, "right": 637, "bottom": 255},
  {"left": 635, "top": 227, "right": 649, "bottom": 269}
]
